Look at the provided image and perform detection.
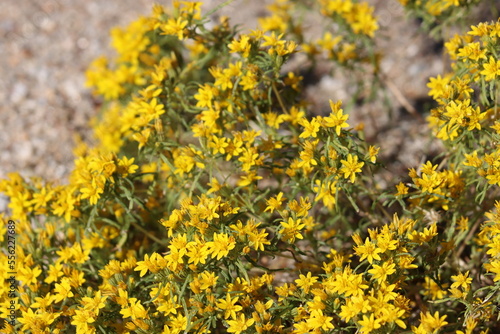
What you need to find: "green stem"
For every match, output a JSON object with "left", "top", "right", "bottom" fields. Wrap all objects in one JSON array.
[{"left": 130, "top": 220, "right": 168, "bottom": 247}]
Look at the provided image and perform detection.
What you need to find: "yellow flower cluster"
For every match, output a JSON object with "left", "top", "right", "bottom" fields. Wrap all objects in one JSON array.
[
  {"left": 427, "top": 21, "right": 500, "bottom": 142},
  {"left": 407, "top": 161, "right": 464, "bottom": 210},
  {"left": 398, "top": 0, "right": 483, "bottom": 31},
  {"left": 318, "top": 0, "right": 379, "bottom": 37}
]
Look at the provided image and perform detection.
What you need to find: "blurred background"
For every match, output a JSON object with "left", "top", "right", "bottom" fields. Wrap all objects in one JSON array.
[{"left": 3, "top": 0, "right": 491, "bottom": 183}]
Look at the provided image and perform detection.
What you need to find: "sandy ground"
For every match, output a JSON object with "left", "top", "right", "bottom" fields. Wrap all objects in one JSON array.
[{"left": 1, "top": 0, "right": 450, "bottom": 184}]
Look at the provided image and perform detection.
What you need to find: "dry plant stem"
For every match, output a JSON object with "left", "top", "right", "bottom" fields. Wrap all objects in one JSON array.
[
  {"left": 272, "top": 81, "right": 288, "bottom": 115},
  {"left": 382, "top": 74, "right": 423, "bottom": 121}
]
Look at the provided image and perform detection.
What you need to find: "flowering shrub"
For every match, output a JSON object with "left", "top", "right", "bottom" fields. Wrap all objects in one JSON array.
[{"left": 1, "top": 1, "right": 500, "bottom": 333}]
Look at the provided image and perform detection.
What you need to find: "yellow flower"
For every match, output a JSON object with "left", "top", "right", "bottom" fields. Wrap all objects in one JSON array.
[
  {"left": 165, "top": 244, "right": 186, "bottom": 272},
  {"left": 408, "top": 223, "right": 438, "bottom": 244},
  {"left": 186, "top": 240, "right": 209, "bottom": 266},
  {"left": 53, "top": 278, "right": 74, "bottom": 303},
  {"left": 209, "top": 135, "right": 229, "bottom": 155},
  {"left": 198, "top": 271, "right": 219, "bottom": 290},
  {"left": 72, "top": 309, "right": 97, "bottom": 333},
  {"left": 263, "top": 111, "right": 286, "bottom": 129},
  {"left": 70, "top": 243, "right": 91, "bottom": 264},
  {"left": 6, "top": 188, "right": 32, "bottom": 221},
  {"left": 207, "top": 177, "right": 222, "bottom": 194},
  {"left": 284, "top": 106, "right": 305, "bottom": 125},
  {"left": 228, "top": 35, "right": 251, "bottom": 57},
  {"left": 80, "top": 178, "right": 104, "bottom": 205},
  {"left": 395, "top": 182, "right": 409, "bottom": 196},
  {"left": 295, "top": 272, "right": 318, "bottom": 294},
  {"left": 323, "top": 100, "right": 349, "bottom": 135},
  {"left": 484, "top": 260, "right": 500, "bottom": 282},
  {"left": 368, "top": 261, "right": 396, "bottom": 282},
  {"left": 160, "top": 17, "right": 188, "bottom": 40},
  {"left": 226, "top": 135, "right": 244, "bottom": 160},
  {"left": 173, "top": 147, "right": 200, "bottom": 176},
  {"left": 118, "top": 156, "right": 139, "bottom": 176},
  {"left": 248, "top": 228, "right": 270, "bottom": 251},
  {"left": 237, "top": 171, "right": 263, "bottom": 187},
  {"left": 379, "top": 304, "right": 407, "bottom": 329},
  {"left": 18, "top": 308, "right": 60, "bottom": 333},
  {"left": 416, "top": 311, "right": 448, "bottom": 333},
  {"left": 155, "top": 291, "right": 179, "bottom": 316},
  {"left": 238, "top": 147, "right": 262, "bottom": 172},
  {"left": 261, "top": 32, "right": 285, "bottom": 48},
  {"left": 339, "top": 293, "right": 370, "bottom": 321},
  {"left": 18, "top": 266, "right": 42, "bottom": 286},
  {"left": 120, "top": 298, "right": 148, "bottom": 320},
  {"left": 358, "top": 313, "right": 382, "bottom": 333},
  {"left": 367, "top": 145, "right": 379, "bottom": 163},
  {"left": 480, "top": 56, "right": 500, "bottom": 81},
  {"left": 427, "top": 74, "right": 450, "bottom": 100},
  {"left": 298, "top": 140, "right": 319, "bottom": 169},
  {"left": 194, "top": 83, "right": 217, "bottom": 108},
  {"left": 56, "top": 245, "right": 74, "bottom": 263},
  {"left": 284, "top": 71, "right": 303, "bottom": 91},
  {"left": 82, "top": 290, "right": 108, "bottom": 313},
  {"left": 210, "top": 66, "right": 233, "bottom": 90},
  {"left": 138, "top": 97, "right": 165, "bottom": 120},
  {"left": 299, "top": 117, "right": 321, "bottom": 138},
  {"left": 289, "top": 196, "right": 312, "bottom": 217},
  {"left": 306, "top": 309, "right": 335, "bottom": 331},
  {"left": 258, "top": 14, "right": 288, "bottom": 32},
  {"left": 463, "top": 151, "right": 482, "bottom": 168},
  {"left": 134, "top": 252, "right": 167, "bottom": 277},
  {"left": 313, "top": 179, "right": 337, "bottom": 209},
  {"left": 345, "top": 2, "right": 379, "bottom": 37},
  {"left": 450, "top": 270, "right": 472, "bottom": 290},
  {"left": 423, "top": 277, "right": 448, "bottom": 300},
  {"left": 457, "top": 42, "right": 487, "bottom": 61},
  {"left": 354, "top": 238, "right": 382, "bottom": 264},
  {"left": 166, "top": 313, "right": 188, "bottom": 332},
  {"left": 340, "top": 154, "right": 364, "bottom": 183},
  {"left": 239, "top": 70, "right": 258, "bottom": 91},
  {"left": 31, "top": 294, "right": 55, "bottom": 310},
  {"left": 132, "top": 128, "right": 151, "bottom": 149},
  {"left": 468, "top": 22, "right": 491, "bottom": 36},
  {"left": 317, "top": 31, "right": 342, "bottom": 52},
  {"left": 30, "top": 185, "right": 54, "bottom": 213}
]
